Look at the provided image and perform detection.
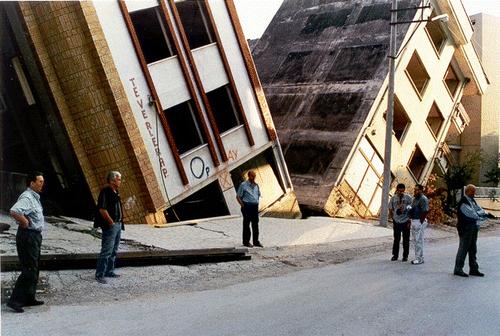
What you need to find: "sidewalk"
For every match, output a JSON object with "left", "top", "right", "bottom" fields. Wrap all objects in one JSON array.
[
  {"left": 0, "top": 211, "right": 457, "bottom": 258},
  {"left": 0, "top": 212, "right": 399, "bottom": 257}
]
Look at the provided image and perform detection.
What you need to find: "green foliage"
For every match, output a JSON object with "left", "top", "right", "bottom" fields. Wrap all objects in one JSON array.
[
  {"left": 443, "top": 153, "right": 481, "bottom": 207},
  {"left": 484, "top": 167, "right": 500, "bottom": 186}
]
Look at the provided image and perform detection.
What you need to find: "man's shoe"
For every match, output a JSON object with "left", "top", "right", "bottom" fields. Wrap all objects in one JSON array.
[
  {"left": 411, "top": 259, "right": 424, "bottom": 265},
  {"left": 7, "top": 302, "right": 24, "bottom": 313},
  {"left": 243, "top": 242, "right": 253, "bottom": 248},
  {"left": 24, "top": 299, "right": 44, "bottom": 306},
  {"left": 253, "top": 242, "right": 263, "bottom": 248},
  {"left": 95, "top": 276, "right": 108, "bottom": 284},
  {"left": 454, "top": 271, "right": 469, "bottom": 277},
  {"left": 469, "top": 271, "right": 485, "bottom": 277},
  {"left": 105, "top": 272, "right": 121, "bottom": 278},
  {"left": 402, "top": 257, "right": 408, "bottom": 262},
  {"left": 391, "top": 256, "right": 398, "bottom": 261}
]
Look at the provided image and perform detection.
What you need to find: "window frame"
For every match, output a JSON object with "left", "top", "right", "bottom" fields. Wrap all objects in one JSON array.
[
  {"left": 173, "top": 0, "right": 216, "bottom": 50},
  {"left": 404, "top": 51, "right": 430, "bottom": 100}
]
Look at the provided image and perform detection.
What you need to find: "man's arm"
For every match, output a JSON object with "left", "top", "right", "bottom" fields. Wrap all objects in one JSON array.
[
  {"left": 99, "top": 208, "right": 115, "bottom": 226},
  {"left": 10, "top": 211, "right": 29, "bottom": 229},
  {"left": 236, "top": 195, "right": 244, "bottom": 207}
]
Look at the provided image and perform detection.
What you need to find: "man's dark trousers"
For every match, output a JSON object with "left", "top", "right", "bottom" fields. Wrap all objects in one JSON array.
[
  {"left": 392, "top": 222, "right": 410, "bottom": 259},
  {"left": 454, "top": 225, "right": 479, "bottom": 273},
  {"left": 242, "top": 202, "right": 259, "bottom": 245},
  {"left": 8, "top": 229, "right": 42, "bottom": 306}
]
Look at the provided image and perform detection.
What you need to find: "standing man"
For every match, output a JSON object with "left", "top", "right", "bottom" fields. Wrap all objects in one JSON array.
[
  {"left": 389, "top": 183, "right": 412, "bottom": 262},
  {"left": 236, "top": 170, "right": 262, "bottom": 248},
  {"left": 94, "top": 171, "right": 124, "bottom": 284},
  {"left": 7, "top": 172, "right": 45, "bottom": 313},
  {"left": 454, "top": 184, "right": 487, "bottom": 277},
  {"left": 409, "top": 184, "right": 429, "bottom": 265}
]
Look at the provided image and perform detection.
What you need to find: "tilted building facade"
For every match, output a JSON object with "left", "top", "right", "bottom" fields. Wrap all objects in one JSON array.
[
  {"left": 0, "top": 0, "right": 300, "bottom": 224},
  {"left": 253, "top": 0, "right": 488, "bottom": 218}
]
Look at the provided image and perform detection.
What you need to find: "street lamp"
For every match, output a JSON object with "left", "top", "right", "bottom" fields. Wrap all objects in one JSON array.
[{"left": 379, "top": 2, "right": 446, "bottom": 227}]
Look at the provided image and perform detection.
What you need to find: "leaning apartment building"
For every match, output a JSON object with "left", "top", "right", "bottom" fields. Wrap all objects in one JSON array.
[
  {"left": 253, "top": 0, "right": 489, "bottom": 218},
  {"left": 0, "top": 0, "right": 300, "bottom": 224}
]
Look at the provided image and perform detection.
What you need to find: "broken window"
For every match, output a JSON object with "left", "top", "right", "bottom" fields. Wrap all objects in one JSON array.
[
  {"left": 206, "top": 85, "right": 242, "bottom": 134},
  {"left": 130, "top": 6, "right": 176, "bottom": 64},
  {"left": 384, "top": 97, "right": 410, "bottom": 142},
  {"left": 284, "top": 142, "right": 338, "bottom": 176},
  {"left": 426, "top": 102, "right": 444, "bottom": 138},
  {"left": 405, "top": 52, "right": 430, "bottom": 97},
  {"left": 444, "top": 64, "right": 460, "bottom": 98},
  {"left": 408, "top": 145, "right": 427, "bottom": 181},
  {"left": 301, "top": 9, "right": 351, "bottom": 34},
  {"left": 356, "top": 4, "right": 391, "bottom": 23},
  {"left": 304, "top": 93, "right": 362, "bottom": 131},
  {"left": 163, "top": 100, "right": 206, "bottom": 154},
  {"left": 174, "top": 0, "right": 215, "bottom": 49},
  {"left": 425, "top": 14, "right": 446, "bottom": 54},
  {"left": 356, "top": 1, "right": 414, "bottom": 24},
  {"left": 273, "top": 51, "right": 314, "bottom": 83},
  {"left": 327, "top": 45, "right": 387, "bottom": 81}
]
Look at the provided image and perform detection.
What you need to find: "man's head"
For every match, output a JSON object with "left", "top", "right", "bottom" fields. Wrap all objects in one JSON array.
[
  {"left": 396, "top": 183, "right": 406, "bottom": 195},
  {"left": 464, "top": 184, "right": 476, "bottom": 198},
  {"left": 247, "top": 170, "right": 256, "bottom": 183},
  {"left": 107, "top": 171, "right": 122, "bottom": 190},
  {"left": 414, "top": 184, "right": 424, "bottom": 197},
  {"left": 27, "top": 172, "right": 44, "bottom": 194}
]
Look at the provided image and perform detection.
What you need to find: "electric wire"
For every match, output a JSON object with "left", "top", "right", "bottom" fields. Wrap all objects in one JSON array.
[{"left": 154, "top": 99, "right": 181, "bottom": 222}]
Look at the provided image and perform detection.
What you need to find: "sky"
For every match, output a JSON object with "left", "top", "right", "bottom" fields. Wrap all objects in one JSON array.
[{"left": 234, "top": 0, "right": 500, "bottom": 40}]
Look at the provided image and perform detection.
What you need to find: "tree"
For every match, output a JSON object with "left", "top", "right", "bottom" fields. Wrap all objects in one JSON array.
[
  {"left": 483, "top": 166, "right": 500, "bottom": 186},
  {"left": 443, "top": 153, "right": 481, "bottom": 208}
]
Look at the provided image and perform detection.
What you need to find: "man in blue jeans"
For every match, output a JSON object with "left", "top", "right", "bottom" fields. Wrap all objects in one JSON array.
[
  {"left": 93, "top": 171, "right": 124, "bottom": 284},
  {"left": 237, "top": 170, "right": 262, "bottom": 248}
]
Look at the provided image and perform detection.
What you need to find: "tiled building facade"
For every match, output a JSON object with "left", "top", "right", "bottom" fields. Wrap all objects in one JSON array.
[
  {"left": 253, "top": 0, "right": 488, "bottom": 218},
  {"left": 0, "top": 0, "right": 299, "bottom": 223}
]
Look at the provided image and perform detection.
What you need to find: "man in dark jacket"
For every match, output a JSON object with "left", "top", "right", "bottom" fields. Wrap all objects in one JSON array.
[
  {"left": 94, "top": 171, "right": 124, "bottom": 284},
  {"left": 454, "top": 184, "right": 487, "bottom": 277}
]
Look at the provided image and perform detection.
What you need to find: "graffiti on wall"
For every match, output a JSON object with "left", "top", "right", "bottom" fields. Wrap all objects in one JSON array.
[{"left": 190, "top": 156, "right": 210, "bottom": 179}]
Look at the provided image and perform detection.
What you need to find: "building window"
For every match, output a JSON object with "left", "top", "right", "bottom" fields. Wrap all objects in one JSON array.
[
  {"left": 405, "top": 52, "right": 430, "bottom": 97},
  {"left": 174, "top": 0, "right": 215, "bottom": 49},
  {"left": 130, "top": 6, "right": 176, "bottom": 64},
  {"left": 163, "top": 100, "right": 206, "bottom": 154},
  {"left": 425, "top": 13, "right": 446, "bottom": 54},
  {"left": 408, "top": 145, "right": 427, "bottom": 181},
  {"left": 444, "top": 64, "right": 460, "bottom": 98},
  {"left": 426, "top": 102, "right": 444, "bottom": 138},
  {"left": 206, "top": 85, "right": 242, "bottom": 134},
  {"left": 284, "top": 142, "right": 338, "bottom": 176},
  {"left": 384, "top": 97, "right": 410, "bottom": 142}
]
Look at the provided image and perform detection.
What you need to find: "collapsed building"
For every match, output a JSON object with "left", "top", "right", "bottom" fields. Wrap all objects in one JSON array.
[
  {"left": 252, "top": 0, "right": 489, "bottom": 218},
  {"left": 0, "top": 0, "right": 300, "bottom": 224}
]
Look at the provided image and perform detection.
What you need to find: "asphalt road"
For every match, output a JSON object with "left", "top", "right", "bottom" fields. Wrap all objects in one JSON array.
[{"left": 2, "top": 236, "right": 499, "bottom": 336}]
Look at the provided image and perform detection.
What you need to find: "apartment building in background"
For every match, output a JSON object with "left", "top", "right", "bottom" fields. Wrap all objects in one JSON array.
[
  {"left": 253, "top": 0, "right": 488, "bottom": 218},
  {"left": 0, "top": 0, "right": 300, "bottom": 224},
  {"left": 450, "top": 13, "right": 500, "bottom": 185}
]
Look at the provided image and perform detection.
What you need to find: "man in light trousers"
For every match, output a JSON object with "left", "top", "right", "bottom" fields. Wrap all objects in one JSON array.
[{"left": 409, "top": 184, "right": 429, "bottom": 265}]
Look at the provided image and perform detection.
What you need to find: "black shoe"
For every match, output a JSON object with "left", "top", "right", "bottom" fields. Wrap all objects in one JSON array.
[
  {"left": 243, "top": 242, "right": 253, "bottom": 248},
  {"left": 105, "top": 272, "right": 121, "bottom": 278},
  {"left": 24, "top": 299, "right": 44, "bottom": 307},
  {"left": 253, "top": 242, "right": 263, "bottom": 248},
  {"left": 454, "top": 271, "right": 469, "bottom": 277},
  {"left": 95, "top": 276, "right": 108, "bottom": 284},
  {"left": 7, "top": 302, "right": 24, "bottom": 313},
  {"left": 469, "top": 271, "right": 485, "bottom": 277},
  {"left": 391, "top": 256, "right": 398, "bottom": 261},
  {"left": 402, "top": 257, "right": 408, "bottom": 262}
]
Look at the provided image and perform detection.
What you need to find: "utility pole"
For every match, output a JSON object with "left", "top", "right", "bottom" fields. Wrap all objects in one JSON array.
[{"left": 379, "top": 0, "right": 397, "bottom": 227}]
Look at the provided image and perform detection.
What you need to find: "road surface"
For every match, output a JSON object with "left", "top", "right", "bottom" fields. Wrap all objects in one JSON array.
[{"left": 2, "top": 236, "right": 499, "bottom": 336}]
